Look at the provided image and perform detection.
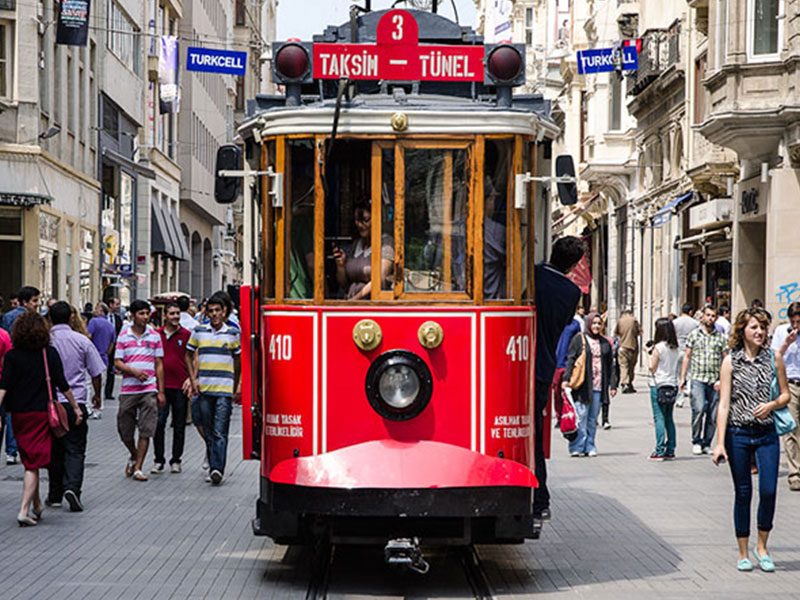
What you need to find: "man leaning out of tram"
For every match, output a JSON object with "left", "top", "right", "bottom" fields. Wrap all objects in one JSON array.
[{"left": 533, "top": 236, "right": 585, "bottom": 520}]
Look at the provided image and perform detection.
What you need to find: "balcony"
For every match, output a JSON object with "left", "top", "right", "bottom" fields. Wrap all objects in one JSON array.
[{"left": 627, "top": 22, "right": 681, "bottom": 96}]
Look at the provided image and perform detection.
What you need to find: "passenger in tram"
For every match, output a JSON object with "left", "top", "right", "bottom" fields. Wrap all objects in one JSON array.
[{"left": 332, "top": 201, "right": 394, "bottom": 300}]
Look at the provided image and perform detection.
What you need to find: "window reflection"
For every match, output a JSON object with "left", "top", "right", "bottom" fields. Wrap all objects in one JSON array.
[
  {"left": 484, "top": 139, "right": 511, "bottom": 299},
  {"left": 404, "top": 148, "right": 467, "bottom": 293}
]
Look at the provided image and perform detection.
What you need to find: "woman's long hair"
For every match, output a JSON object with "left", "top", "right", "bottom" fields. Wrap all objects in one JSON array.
[
  {"left": 10, "top": 311, "right": 50, "bottom": 350},
  {"left": 729, "top": 308, "right": 771, "bottom": 350},
  {"left": 653, "top": 317, "right": 678, "bottom": 349},
  {"left": 69, "top": 305, "right": 89, "bottom": 337}
]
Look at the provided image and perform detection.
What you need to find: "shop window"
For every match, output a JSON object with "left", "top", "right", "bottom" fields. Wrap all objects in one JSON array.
[{"left": 403, "top": 148, "right": 467, "bottom": 293}]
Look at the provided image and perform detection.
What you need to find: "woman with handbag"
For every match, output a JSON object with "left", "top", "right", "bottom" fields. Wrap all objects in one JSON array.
[
  {"left": 563, "top": 312, "right": 617, "bottom": 456},
  {"left": 648, "top": 318, "right": 680, "bottom": 460},
  {"left": 0, "top": 311, "right": 81, "bottom": 526},
  {"left": 712, "top": 308, "right": 791, "bottom": 572}
]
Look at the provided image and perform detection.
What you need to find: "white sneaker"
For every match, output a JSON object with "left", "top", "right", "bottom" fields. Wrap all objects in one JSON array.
[
  {"left": 692, "top": 444, "right": 703, "bottom": 455},
  {"left": 702, "top": 446, "right": 712, "bottom": 455},
  {"left": 587, "top": 450, "right": 598, "bottom": 457},
  {"left": 202, "top": 459, "right": 209, "bottom": 471},
  {"left": 570, "top": 451, "right": 581, "bottom": 457},
  {"left": 676, "top": 397, "right": 685, "bottom": 408}
]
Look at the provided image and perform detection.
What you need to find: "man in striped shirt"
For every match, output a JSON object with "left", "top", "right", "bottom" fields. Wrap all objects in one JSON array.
[
  {"left": 114, "top": 299, "right": 165, "bottom": 481},
  {"left": 186, "top": 292, "right": 241, "bottom": 485}
]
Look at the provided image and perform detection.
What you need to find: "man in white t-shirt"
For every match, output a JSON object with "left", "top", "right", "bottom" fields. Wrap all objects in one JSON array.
[
  {"left": 772, "top": 302, "right": 800, "bottom": 490},
  {"left": 672, "top": 303, "right": 699, "bottom": 406},
  {"left": 177, "top": 296, "right": 198, "bottom": 332},
  {"left": 715, "top": 305, "right": 732, "bottom": 337}
]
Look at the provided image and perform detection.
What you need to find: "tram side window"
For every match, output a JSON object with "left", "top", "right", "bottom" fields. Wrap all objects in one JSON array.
[
  {"left": 287, "top": 139, "right": 315, "bottom": 299},
  {"left": 484, "top": 139, "right": 512, "bottom": 300},
  {"left": 404, "top": 148, "right": 467, "bottom": 293},
  {"left": 381, "top": 147, "right": 395, "bottom": 292}
]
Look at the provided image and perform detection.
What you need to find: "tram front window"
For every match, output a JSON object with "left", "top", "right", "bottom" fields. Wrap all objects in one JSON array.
[
  {"left": 287, "top": 139, "right": 315, "bottom": 299},
  {"left": 484, "top": 139, "right": 512, "bottom": 299},
  {"left": 404, "top": 148, "right": 467, "bottom": 293}
]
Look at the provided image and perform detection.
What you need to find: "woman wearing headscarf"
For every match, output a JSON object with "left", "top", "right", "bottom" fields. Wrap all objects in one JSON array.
[{"left": 563, "top": 311, "right": 618, "bottom": 456}]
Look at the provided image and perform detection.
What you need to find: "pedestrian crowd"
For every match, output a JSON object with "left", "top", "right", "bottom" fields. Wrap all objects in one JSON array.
[
  {"left": 0, "top": 286, "right": 241, "bottom": 527},
  {"left": 552, "top": 293, "right": 800, "bottom": 573}
]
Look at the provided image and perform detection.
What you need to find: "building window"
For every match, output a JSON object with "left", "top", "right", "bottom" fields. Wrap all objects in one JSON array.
[
  {"left": 608, "top": 73, "right": 622, "bottom": 131},
  {"left": 694, "top": 55, "right": 706, "bottom": 124},
  {"left": 715, "top": 0, "right": 727, "bottom": 70},
  {"left": 106, "top": 0, "right": 141, "bottom": 74},
  {"left": 235, "top": 0, "right": 246, "bottom": 26},
  {"left": 0, "top": 20, "right": 13, "bottom": 99},
  {"left": 235, "top": 75, "right": 245, "bottom": 112},
  {"left": 525, "top": 7, "right": 533, "bottom": 46},
  {"left": 748, "top": 0, "right": 781, "bottom": 60}
]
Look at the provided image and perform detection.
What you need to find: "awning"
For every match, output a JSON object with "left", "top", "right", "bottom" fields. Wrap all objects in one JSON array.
[
  {"left": 674, "top": 226, "right": 730, "bottom": 248},
  {"left": 0, "top": 192, "right": 53, "bottom": 207},
  {"left": 151, "top": 204, "right": 176, "bottom": 257},
  {"left": 652, "top": 191, "right": 694, "bottom": 226},
  {"left": 167, "top": 208, "right": 189, "bottom": 260}
]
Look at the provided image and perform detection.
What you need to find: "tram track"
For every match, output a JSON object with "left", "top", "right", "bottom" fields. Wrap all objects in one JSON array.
[{"left": 303, "top": 543, "right": 495, "bottom": 599}]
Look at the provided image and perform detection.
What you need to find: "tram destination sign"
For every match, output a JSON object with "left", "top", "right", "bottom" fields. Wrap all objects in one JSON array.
[{"left": 313, "top": 9, "right": 485, "bottom": 82}]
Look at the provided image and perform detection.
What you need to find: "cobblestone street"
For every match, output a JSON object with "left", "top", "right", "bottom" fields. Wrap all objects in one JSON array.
[{"left": 1, "top": 386, "right": 800, "bottom": 598}]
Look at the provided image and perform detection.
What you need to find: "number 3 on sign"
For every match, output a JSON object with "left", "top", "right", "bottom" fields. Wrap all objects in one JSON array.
[
  {"left": 392, "top": 14, "right": 404, "bottom": 40},
  {"left": 505, "top": 335, "right": 530, "bottom": 362},
  {"left": 269, "top": 334, "right": 292, "bottom": 361}
]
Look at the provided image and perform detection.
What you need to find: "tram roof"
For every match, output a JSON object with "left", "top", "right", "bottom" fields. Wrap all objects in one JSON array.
[{"left": 238, "top": 92, "right": 558, "bottom": 140}]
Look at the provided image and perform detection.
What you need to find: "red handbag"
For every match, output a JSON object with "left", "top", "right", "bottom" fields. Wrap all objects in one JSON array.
[
  {"left": 559, "top": 389, "right": 578, "bottom": 440},
  {"left": 43, "top": 348, "right": 69, "bottom": 438}
]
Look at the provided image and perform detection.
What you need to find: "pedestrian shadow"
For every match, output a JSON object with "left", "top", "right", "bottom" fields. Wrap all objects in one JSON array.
[{"left": 478, "top": 489, "right": 682, "bottom": 594}]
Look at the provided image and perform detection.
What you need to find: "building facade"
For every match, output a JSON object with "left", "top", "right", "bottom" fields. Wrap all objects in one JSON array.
[{"left": 0, "top": 0, "right": 102, "bottom": 309}]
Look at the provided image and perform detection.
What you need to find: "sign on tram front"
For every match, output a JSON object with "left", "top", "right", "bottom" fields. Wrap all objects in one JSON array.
[{"left": 312, "top": 9, "right": 485, "bottom": 82}]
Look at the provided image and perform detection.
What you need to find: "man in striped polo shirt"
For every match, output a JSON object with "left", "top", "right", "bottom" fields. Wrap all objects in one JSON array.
[
  {"left": 114, "top": 299, "right": 165, "bottom": 481},
  {"left": 186, "top": 292, "right": 241, "bottom": 485}
]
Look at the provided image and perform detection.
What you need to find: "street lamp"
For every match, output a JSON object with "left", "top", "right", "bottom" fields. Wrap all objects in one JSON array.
[{"left": 38, "top": 125, "right": 61, "bottom": 140}]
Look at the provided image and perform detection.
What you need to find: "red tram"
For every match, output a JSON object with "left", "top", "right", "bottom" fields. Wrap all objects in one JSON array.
[{"left": 217, "top": 7, "right": 562, "bottom": 555}]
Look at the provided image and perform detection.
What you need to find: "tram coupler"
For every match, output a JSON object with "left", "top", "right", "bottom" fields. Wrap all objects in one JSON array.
[{"left": 384, "top": 537, "right": 430, "bottom": 574}]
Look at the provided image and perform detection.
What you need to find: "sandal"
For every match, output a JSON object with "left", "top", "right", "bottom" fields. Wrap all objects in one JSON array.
[
  {"left": 125, "top": 460, "right": 136, "bottom": 477},
  {"left": 132, "top": 470, "right": 148, "bottom": 482},
  {"left": 30, "top": 503, "right": 43, "bottom": 521}
]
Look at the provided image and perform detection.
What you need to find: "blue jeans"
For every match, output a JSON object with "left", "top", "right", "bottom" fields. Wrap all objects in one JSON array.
[
  {"left": 569, "top": 390, "right": 601, "bottom": 455},
  {"left": 650, "top": 387, "right": 676, "bottom": 455},
  {"left": 725, "top": 425, "right": 779, "bottom": 538},
  {"left": 0, "top": 410, "right": 18, "bottom": 457},
  {"left": 198, "top": 394, "right": 233, "bottom": 475},
  {"left": 690, "top": 381, "right": 718, "bottom": 447}
]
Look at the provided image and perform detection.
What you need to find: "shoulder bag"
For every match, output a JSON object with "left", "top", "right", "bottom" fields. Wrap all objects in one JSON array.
[
  {"left": 567, "top": 335, "right": 587, "bottom": 389},
  {"left": 656, "top": 385, "right": 678, "bottom": 406},
  {"left": 43, "top": 348, "right": 69, "bottom": 438},
  {"left": 770, "top": 350, "right": 796, "bottom": 436}
]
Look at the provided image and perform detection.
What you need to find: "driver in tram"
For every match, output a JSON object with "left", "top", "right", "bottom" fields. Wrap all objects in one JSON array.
[{"left": 332, "top": 200, "right": 394, "bottom": 300}]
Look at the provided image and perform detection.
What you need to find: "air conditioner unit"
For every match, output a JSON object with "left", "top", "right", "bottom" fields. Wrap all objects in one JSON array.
[{"left": 689, "top": 197, "right": 733, "bottom": 230}]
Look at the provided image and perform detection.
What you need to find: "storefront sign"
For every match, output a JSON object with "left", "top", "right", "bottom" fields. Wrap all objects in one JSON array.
[
  {"left": 577, "top": 46, "right": 637, "bottom": 75},
  {"left": 313, "top": 10, "right": 484, "bottom": 82},
  {"left": 186, "top": 47, "right": 247, "bottom": 76},
  {"left": 741, "top": 187, "right": 759, "bottom": 215},
  {"left": 56, "top": 0, "right": 91, "bottom": 47}
]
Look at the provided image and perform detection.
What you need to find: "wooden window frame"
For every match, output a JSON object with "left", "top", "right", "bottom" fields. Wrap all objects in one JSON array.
[{"left": 261, "top": 134, "right": 534, "bottom": 307}]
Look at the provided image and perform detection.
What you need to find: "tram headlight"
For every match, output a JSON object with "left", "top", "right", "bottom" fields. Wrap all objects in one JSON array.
[
  {"left": 484, "top": 44, "right": 525, "bottom": 86},
  {"left": 365, "top": 350, "right": 433, "bottom": 421},
  {"left": 378, "top": 364, "right": 420, "bottom": 409},
  {"left": 273, "top": 42, "right": 313, "bottom": 83}
]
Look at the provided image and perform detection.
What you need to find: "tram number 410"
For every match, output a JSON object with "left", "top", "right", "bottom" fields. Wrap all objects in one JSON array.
[
  {"left": 505, "top": 335, "right": 530, "bottom": 362},
  {"left": 269, "top": 334, "right": 292, "bottom": 361}
]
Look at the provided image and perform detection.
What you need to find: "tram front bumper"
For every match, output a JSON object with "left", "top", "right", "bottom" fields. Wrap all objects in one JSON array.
[{"left": 255, "top": 440, "right": 539, "bottom": 542}]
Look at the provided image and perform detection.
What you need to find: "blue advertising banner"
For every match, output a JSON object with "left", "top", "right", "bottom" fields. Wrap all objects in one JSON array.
[
  {"left": 186, "top": 47, "right": 247, "bottom": 76},
  {"left": 577, "top": 46, "right": 637, "bottom": 75}
]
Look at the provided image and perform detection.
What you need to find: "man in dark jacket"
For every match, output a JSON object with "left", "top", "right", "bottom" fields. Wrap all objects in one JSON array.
[
  {"left": 533, "top": 236, "right": 584, "bottom": 520},
  {"left": 104, "top": 296, "right": 124, "bottom": 400}
]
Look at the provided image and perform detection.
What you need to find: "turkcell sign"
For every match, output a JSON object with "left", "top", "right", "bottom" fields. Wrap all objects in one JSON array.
[
  {"left": 186, "top": 47, "right": 247, "bottom": 76},
  {"left": 577, "top": 46, "right": 638, "bottom": 75}
]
